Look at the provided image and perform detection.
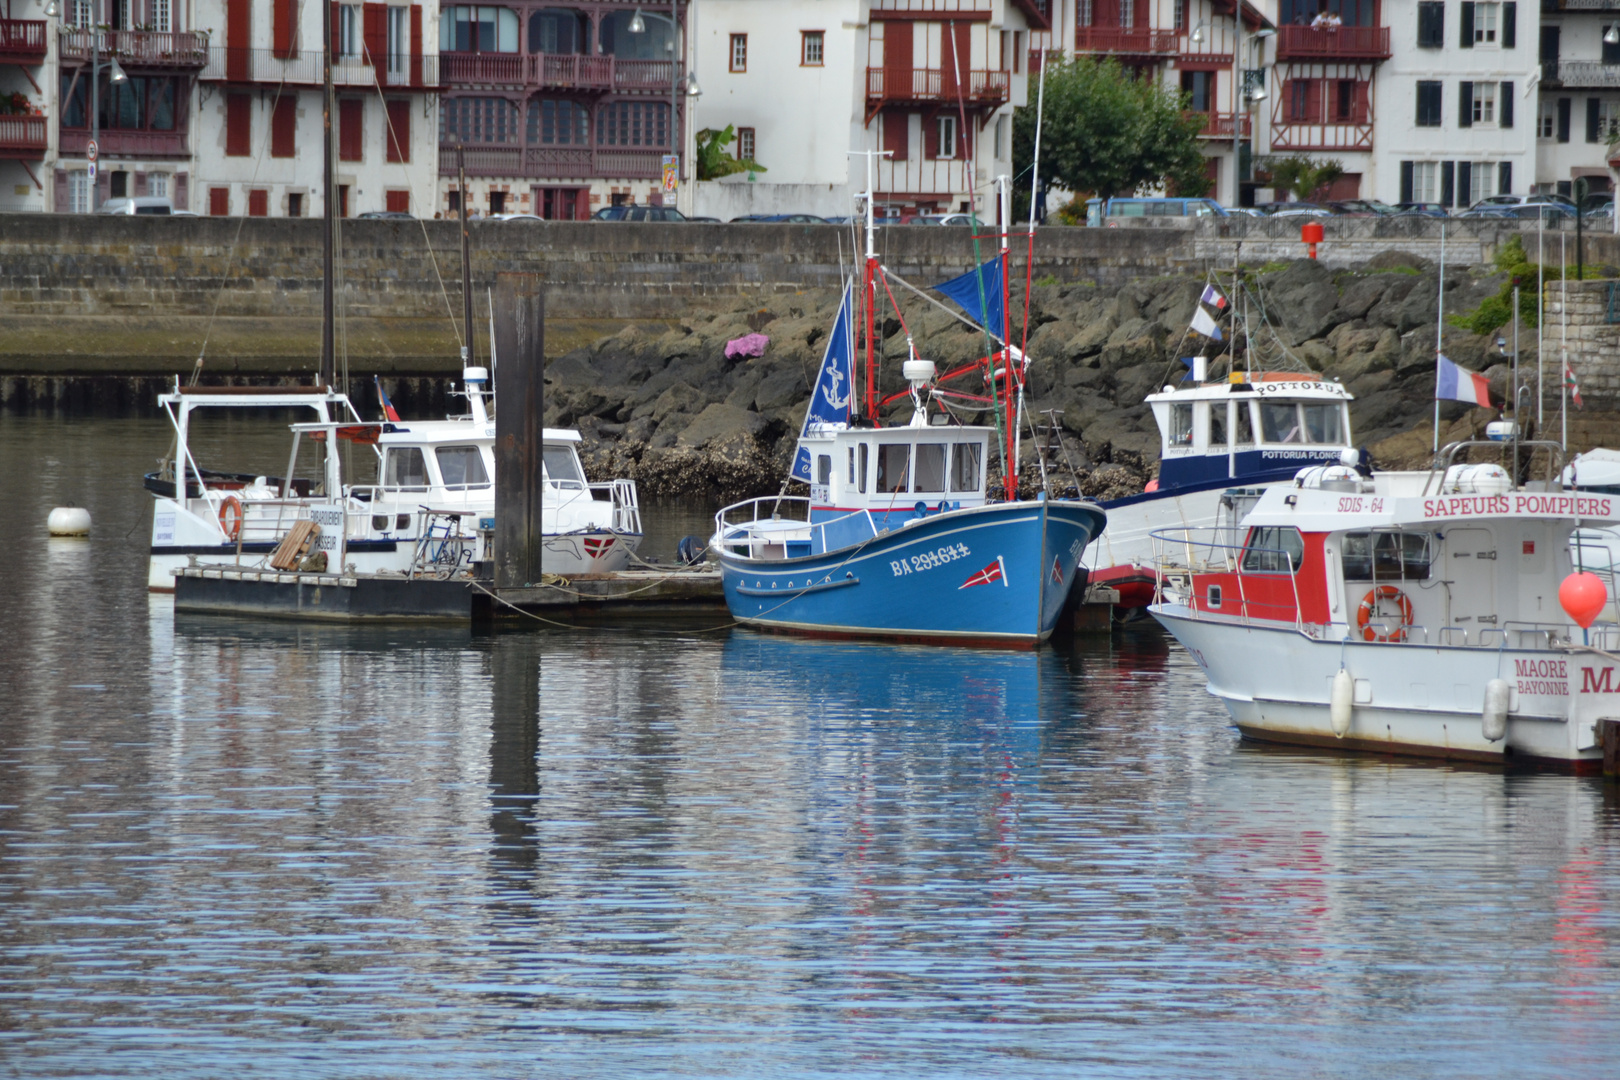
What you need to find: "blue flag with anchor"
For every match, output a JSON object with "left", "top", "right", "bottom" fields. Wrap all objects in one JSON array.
[
  {"left": 791, "top": 283, "right": 856, "bottom": 482},
  {"left": 933, "top": 254, "right": 1006, "bottom": 343}
]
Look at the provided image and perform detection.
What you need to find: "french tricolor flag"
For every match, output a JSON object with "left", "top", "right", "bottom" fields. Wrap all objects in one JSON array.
[{"left": 1435, "top": 355, "right": 1494, "bottom": 407}]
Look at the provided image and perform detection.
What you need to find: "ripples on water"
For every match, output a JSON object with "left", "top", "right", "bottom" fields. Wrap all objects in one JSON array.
[{"left": 3, "top": 414, "right": 1620, "bottom": 1077}]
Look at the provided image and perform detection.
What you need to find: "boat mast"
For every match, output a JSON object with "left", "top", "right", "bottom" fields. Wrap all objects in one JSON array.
[
  {"left": 862, "top": 150, "right": 879, "bottom": 420},
  {"left": 1001, "top": 176, "right": 1019, "bottom": 500},
  {"left": 320, "top": 0, "right": 335, "bottom": 389},
  {"left": 459, "top": 145, "right": 474, "bottom": 368}
]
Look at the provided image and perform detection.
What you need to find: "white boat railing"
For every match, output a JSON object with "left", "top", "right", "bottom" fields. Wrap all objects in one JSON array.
[
  {"left": 714, "top": 496, "right": 883, "bottom": 561},
  {"left": 590, "top": 479, "right": 642, "bottom": 536},
  {"left": 1150, "top": 526, "right": 1304, "bottom": 632}
]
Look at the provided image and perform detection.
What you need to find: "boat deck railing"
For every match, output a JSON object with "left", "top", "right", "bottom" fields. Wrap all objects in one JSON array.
[
  {"left": 715, "top": 496, "right": 881, "bottom": 560},
  {"left": 1422, "top": 439, "right": 1567, "bottom": 496},
  {"left": 591, "top": 479, "right": 642, "bottom": 536},
  {"left": 1150, "top": 527, "right": 1305, "bottom": 632}
]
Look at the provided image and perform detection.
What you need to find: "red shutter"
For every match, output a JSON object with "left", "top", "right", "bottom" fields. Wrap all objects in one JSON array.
[
  {"left": 958, "top": 115, "right": 973, "bottom": 160},
  {"left": 226, "top": 93, "right": 252, "bottom": 156},
  {"left": 332, "top": 1, "right": 341, "bottom": 56},
  {"left": 271, "top": 94, "right": 296, "bottom": 157},
  {"left": 339, "top": 98, "right": 363, "bottom": 160},
  {"left": 134, "top": 170, "right": 148, "bottom": 196},
  {"left": 209, "top": 187, "right": 230, "bottom": 215},
  {"left": 386, "top": 98, "right": 410, "bottom": 162},
  {"left": 53, "top": 168, "right": 67, "bottom": 213},
  {"left": 363, "top": 3, "right": 387, "bottom": 68},
  {"left": 883, "top": 110, "right": 908, "bottom": 161},
  {"left": 175, "top": 172, "right": 188, "bottom": 210},
  {"left": 409, "top": 5, "right": 423, "bottom": 87},
  {"left": 883, "top": 20, "right": 911, "bottom": 99},
  {"left": 924, "top": 112, "right": 939, "bottom": 159},
  {"left": 1133, "top": 0, "right": 1150, "bottom": 29},
  {"left": 1355, "top": 80, "right": 1370, "bottom": 124},
  {"left": 227, "top": 0, "right": 250, "bottom": 81},
  {"left": 273, "top": 0, "right": 295, "bottom": 59},
  {"left": 1094, "top": 0, "right": 1119, "bottom": 27},
  {"left": 386, "top": 190, "right": 410, "bottom": 213},
  {"left": 1305, "top": 80, "right": 1321, "bottom": 125},
  {"left": 941, "top": 22, "right": 970, "bottom": 97},
  {"left": 248, "top": 189, "right": 269, "bottom": 216}
]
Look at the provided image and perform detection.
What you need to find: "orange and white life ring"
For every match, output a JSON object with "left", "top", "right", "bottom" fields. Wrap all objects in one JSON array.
[
  {"left": 1357, "top": 585, "right": 1413, "bottom": 643},
  {"left": 218, "top": 495, "right": 243, "bottom": 541}
]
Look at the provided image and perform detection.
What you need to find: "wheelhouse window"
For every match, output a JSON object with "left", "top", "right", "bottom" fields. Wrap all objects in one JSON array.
[
  {"left": 1208, "top": 402, "right": 1227, "bottom": 447},
  {"left": 384, "top": 447, "right": 430, "bottom": 491},
  {"left": 1341, "top": 531, "right": 1433, "bottom": 581},
  {"left": 1260, "top": 401, "right": 1347, "bottom": 444},
  {"left": 950, "top": 443, "right": 981, "bottom": 492},
  {"left": 441, "top": 6, "right": 519, "bottom": 53},
  {"left": 1233, "top": 401, "right": 1253, "bottom": 444},
  {"left": 436, "top": 446, "right": 490, "bottom": 489},
  {"left": 1169, "top": 402, "right": 1194, "bottom": 447},
  {"left": 542, "top": 446, "right": 585, "bottom": 489},
  {"left": 1302, "top": 403, "right": 1344, "bottom": 444},
  {"left": 849, "top": 443, "right": 869, "bottom": 493},
  {"left": 914, "top": 444, "right": 946, "bottom": 493},
  {"left": 876, "top": 443, "right": 910, "bottom": 493},
  {"left": 1259, "top": 402, "right": 1301, "bottom": 443},
  {"left": 1241, "top": 526, "right": 1305, "bottom": 573},
  {"left": 816, "top": 454, "right": 832, "bottom": 486}
]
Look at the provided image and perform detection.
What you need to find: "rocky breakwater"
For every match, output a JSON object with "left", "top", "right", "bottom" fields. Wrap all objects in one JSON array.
[{"left": 541, "top": 252, "right": 1518, "bottom": 503}]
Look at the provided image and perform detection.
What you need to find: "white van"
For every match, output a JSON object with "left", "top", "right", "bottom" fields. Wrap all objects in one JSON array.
[{"left": 97, "top": 197, "right": 173, "bottom": 215}]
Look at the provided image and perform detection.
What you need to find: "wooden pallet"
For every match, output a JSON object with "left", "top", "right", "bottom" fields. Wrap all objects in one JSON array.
[{"left": 269, "top": 520, "right": 321, "bottom": 571}]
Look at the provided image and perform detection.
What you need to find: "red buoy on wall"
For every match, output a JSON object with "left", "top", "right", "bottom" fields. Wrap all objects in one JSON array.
[
  {"left": 1559, "top": 572, "right": 1608, "bottom": 629},
  {"left": 1301, "top": 221, "right": 1325, "bottom": 260}
]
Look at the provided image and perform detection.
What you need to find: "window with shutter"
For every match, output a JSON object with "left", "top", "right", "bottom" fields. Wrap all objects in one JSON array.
[
  {"left": 1457, "top": 161, "right": 1474, "bottom": 204},
  {"left": 339, "top": 98, "right": 363, "bottom": 160},
  {"left": 1497, "top": 162, "right": 1511, "bottom": 194},
  {"left": 386, "top": 190, "right": 410, "bottom": 213},
  {"left": 410, "top": 5, "right": 423, "bottom": 86},
  {"left": 248, "top": 189, "right": 268, "bottom": 216},
  {"left": 386, "top": 99, "right": 410, "bottom": 162},
  {"left": 271, "top": 94, "right": 296, "bottom": 157},
  {"left": 1459, "top": 82, "right": 1473, "bottom": 128},
  {"left": 1460, "top": 2, "right": 1474, "bottom": 48},
  {"left": 273, "top": 0, "right": 296, "bottom": 59},
  {"left": 1503, "top": 2, "right": 1516, "bottom": 48},
  {"left": 1417, "top": 1, "right": 1443, "bottom": 48},
  {"left": 1400, "top": 161, "right": 1414, "bottom": 204},
  {"left": 1587, "top": 97, "right": 1600, "bottom": 143},
  {"left": 1499, "top": 82, "right": 1513, "bottom": 128},
  {"left": 364, "top": 3, "right": 387, "bottom": 67},
  {"left": 1441, "top": 161, "right": 1455, "bottom": 206},
  {"left": 209, "top": 187, "right": 229, "bottom": 215},
  {"left": 226, "top": 93, "right": 251, "bottom": 156},
  {"left": 883, "top": 111, "right": 908, "bottom": 161},
  {"left": 1557, "top": 97, "right": 1571, "bottom": 143},
  {"left": 1354, "top": 82, "right": 1370, "bottom": 124},
  {"left": 226, "top": 0, "right": 250, "bottom": 80},
  {"left": 1416, "top": 81, "right": 1441, "bottom": 127},
  {"left": 175, "top": 173, "right": 188, "bottom": 211}
]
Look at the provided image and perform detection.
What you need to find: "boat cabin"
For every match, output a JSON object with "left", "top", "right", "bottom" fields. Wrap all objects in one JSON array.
[
  {"left": 1146, "top": 375, "right": 1354, "bottom": 492},
  {"left": 799, "top": 425, "right": 992, "bottom": 527},
  {"left": 542, "top": 428, "right": 642, "bottom": 538}
]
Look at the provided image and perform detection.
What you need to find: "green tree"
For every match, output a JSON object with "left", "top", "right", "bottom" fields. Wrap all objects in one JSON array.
[
  {"left": 695, "top": 125, "right": 766, "bottom": 181},
  {"left": 1013, "top": 56, "right": 1210, "bottom": 214},
  {"left": 1259, "top": 155, "right": 1345, "bottom": 202}
]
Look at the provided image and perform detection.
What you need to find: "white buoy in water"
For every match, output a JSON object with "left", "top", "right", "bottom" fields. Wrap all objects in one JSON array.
[
  {"left": 47, "top": 506, "right": 92, "bottom": 536},
  {"left": 1482, "top": 679, "right": 1510, "bottom": 743},
  {"left": 1329, "top": 669, "right": 1354, "bottom": 738}
]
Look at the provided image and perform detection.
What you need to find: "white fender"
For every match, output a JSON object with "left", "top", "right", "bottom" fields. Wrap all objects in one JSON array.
[
  {"left": 1330, "top": 669, "right": 1353, "bottom": 738},
  {"left": 1482, "top": 679, "right": 1510, "bottom": 743}
]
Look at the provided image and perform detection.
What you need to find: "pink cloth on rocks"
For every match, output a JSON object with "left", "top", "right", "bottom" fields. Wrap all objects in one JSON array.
[{"left": 725, "top": 333, "right": 770, "bottom": 359}]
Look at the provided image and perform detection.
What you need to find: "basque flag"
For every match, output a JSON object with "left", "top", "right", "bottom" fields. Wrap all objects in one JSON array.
[
  {"left": 1200, "top": 284, "right": 1228, "bottom": 310},
  {"left": 960, "top": 556, "right": 1008, "bottom": 590},
  {"left": 1566, "top": 357, "right": 1585, "bottom": 409},
  {"left": 375, "top": 375, "right": 401, "bottom": 422},
  {"left": 1434, "top": 355, "right": 1494, "bottom": 407}
]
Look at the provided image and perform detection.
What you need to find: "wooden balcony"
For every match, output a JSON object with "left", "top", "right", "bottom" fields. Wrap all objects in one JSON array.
[
  {"left": 439, "top": 52, "right": 680, "bottom": 94},
  {"left": 440, "top": 144, "right": 664, "bottom": 180},
  {"left": 201, "top": 48, "right": 438, "bottom": 88},
  {"left": 865, "top": 67, "right": 1011, "bottom": 111},
  {"left": 60, "top": 28, "right": 208, "bottom": 69},
  {"left": 61, "top": 128, "right": 188, "bottom": 157},
  {"left": 1073, "top": 28, "right": 1179, "bottom": 57},
  {"left": 0, "top": 115, "right": 46, "bottom": 158},
  {"left": 1192, "top": 111, "right": 1252, "bottom": 138},
  {"left": 1269, "top": 122, "right": 1373, "bottom": 151},
  {"left": 0, "top": 19, "right": 48, "bottom": 64},
  {"left": 1273, "top": 26, "right": 1391, "bottom": 61}
]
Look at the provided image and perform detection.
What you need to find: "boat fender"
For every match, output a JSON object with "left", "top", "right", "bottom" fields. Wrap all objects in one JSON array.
[
  {"left": 47, "top": 506, "right": 91, "bottom": 536},
  {"left": 914, "top": 501, "right": 929, "bottom": 517},
  {"left": 1330, "top": 669, "right": 1353, "bottom": 738},
  {"left": 218, "top": 495, "right": 243, "bottom": 541},
  {"left": 1482, "top": 679, "right": 1510, "bottom": 743},
  {"left": 1356, "top": 585, "right": 1413, "bottom": 643}
]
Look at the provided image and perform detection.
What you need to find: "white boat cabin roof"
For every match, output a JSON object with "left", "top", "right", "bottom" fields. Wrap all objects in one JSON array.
[
  {"left": 1241, "top": 464, "right": 1620, "bottom": 534},
  {"left": 1145, "top": 375, "right": 1354, "bottom": 457},
  {"left": 543, "top": 428, "right": 583, "bottom": 444}
]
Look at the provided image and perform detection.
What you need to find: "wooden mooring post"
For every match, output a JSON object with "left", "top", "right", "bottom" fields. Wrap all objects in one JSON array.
[
  {"left": 493, "top": 273, "right": 545, "bottom": 590},
  {"left": 1604, "top": 718, "right": 1620, "bottom": 779}
]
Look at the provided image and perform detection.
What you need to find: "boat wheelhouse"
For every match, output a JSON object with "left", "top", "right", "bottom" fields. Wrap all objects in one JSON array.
[
  {"left": 1085, "top": 370, "right": 1356, "bottom": 608},
  {"left": 1148, "top": 442, "right": 1620, "bottom": 769}
]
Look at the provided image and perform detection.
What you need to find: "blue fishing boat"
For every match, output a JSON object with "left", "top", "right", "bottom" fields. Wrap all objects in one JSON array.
[{"left": 711, "top": 173, "right": 1106, "bottom": 647}]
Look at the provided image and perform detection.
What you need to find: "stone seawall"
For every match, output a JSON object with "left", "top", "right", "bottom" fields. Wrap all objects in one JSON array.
[{"left": 0, "top": 211, "right": 1613, "bottom": 383}]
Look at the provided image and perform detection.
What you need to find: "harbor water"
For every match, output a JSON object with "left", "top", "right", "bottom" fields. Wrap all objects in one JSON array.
[{"left": 4, "top": 413, "right": 1620, "bottom": 1077}]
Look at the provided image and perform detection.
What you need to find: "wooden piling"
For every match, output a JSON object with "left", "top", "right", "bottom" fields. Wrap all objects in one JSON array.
[
  {"left": 1603, "top": 718, "right": 1620, "bottom": 778},
  {"left": 493, "top": 273, "right": 544, "bottom": 590}
]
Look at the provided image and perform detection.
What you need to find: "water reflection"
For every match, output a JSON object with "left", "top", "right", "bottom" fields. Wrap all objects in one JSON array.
[{"left": 3, "top": 414, "right": 1620, "bottom": 1076}]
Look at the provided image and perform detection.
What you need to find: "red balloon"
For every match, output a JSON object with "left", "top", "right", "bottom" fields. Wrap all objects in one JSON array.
[{"left": 1559, "top": 572, "right": 1609, "bottom": 629}]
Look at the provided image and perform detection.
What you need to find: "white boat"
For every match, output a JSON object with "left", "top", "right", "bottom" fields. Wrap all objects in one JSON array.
[
  {"left": 1148, "top": 439, "right": 1620, "bottom": 769},
  {"left": 1082, "top": 359, "right": 1357, "bottom": 609},
  {"left": 147, "top": 368, "right": 503, "bottom": 590},
  {"left": 542, "top": 427, "right": 643, "bottom": 575}
]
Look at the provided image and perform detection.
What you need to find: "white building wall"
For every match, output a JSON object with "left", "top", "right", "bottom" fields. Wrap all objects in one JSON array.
[{"left": 1535, "top": 9, "right": 1620, "bottom": 201}]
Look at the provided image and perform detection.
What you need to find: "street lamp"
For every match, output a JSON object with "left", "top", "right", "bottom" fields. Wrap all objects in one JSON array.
[
  {"left": 1190, "top": 22, "right": 1206, "bottom": 44},
  {"left": 629, "top": 8, "right": 645, "bottom": 34},
  {"left": 1606, "top": 25, "right": 1620, "bottom": 45}
]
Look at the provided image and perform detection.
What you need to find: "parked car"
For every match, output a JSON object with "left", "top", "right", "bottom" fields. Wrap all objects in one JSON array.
[
  {"left": 1224, "top": 206, "right": 1267, "bottom": 217},
  {"left": 1469, "top": 193, "right": 1577, "bottom": 211},
  {"left": 687, "top": 215, "right": 721, "bottom": 222},
  {"left": 1580, "top": 191, "right": 1614, "bottom": 215},
  {"left": 730, "top": 213, "right": 828, "bottom": 223},
  {"left": 911, "top": 213, "right": 984, "bottom": 226},
  {"left": 1502, "top": 203, "right": 1577, "bottom": 221},
  {"left": 1328, "top": 199, "right": 1398, "bottom": 216},
  {"left": 357, "top": 210, "right": 414, "bottom": 220},
  {"left": 1083, "top": 197, "right": 1227, "bottom": 226},
  {"left": 1454, "top": 205, "right": 1517, "bottom": 219},
  {"left": 489, "top": 213, "right": 543, "bottom": 222},
  {"left": 97, "top": 196, "right": 173, "bottom": 215},
  {"left": 1394, "top": 202, "right": 1450, "bottom": 217},
  {"left": 592, "top": 205, "right": 689, "bottom": 222},
  {"left": 1256, "top": 202, "right": 1332, "bottom": 217}
]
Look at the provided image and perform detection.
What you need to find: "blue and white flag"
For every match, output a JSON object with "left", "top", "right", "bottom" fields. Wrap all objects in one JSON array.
[
  {"left": 933, "top": 255, "right": 1007, "bottom": 342},
  {"left": 1190, "top": 306, "right": 1223, "bottom": 341},
  {"left": 791, "top": 283, "right": 856, "bottom": 482}
]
